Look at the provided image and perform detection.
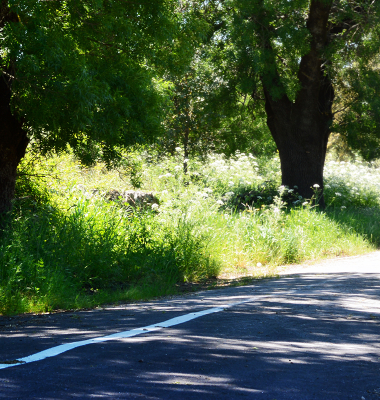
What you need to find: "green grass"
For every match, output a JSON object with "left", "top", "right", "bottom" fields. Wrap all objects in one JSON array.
[{"left": 0, "top": 149, "right": 378, "bottom": 315}]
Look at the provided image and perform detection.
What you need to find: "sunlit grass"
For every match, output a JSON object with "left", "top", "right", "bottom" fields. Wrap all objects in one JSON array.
[{"left": 0, "top": 149, "right": 378, "bottom": 315}]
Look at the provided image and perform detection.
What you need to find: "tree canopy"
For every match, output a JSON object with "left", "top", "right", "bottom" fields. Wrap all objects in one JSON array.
[
  {"left": 162, "top": 0, "right": 380, "bottom": 180},
  {"left": 1, "top": 0, "right": 203, "bottom": 163}
]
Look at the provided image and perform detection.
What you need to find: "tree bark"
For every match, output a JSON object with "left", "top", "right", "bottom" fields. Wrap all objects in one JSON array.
[
  {"left": 0, "top": 71, "right": 29, "bottom": 216},
  {"left": 261, "top": 0, "right": 333, "bottom": 207},
  {"left": 0, "top": 2, "right": 29, "bottom": 217},
  {"left": 263, "top": 70, "right": 334, "bottom": 206}
]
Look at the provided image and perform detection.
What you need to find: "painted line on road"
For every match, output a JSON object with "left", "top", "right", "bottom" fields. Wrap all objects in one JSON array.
[{"left": 0, "top": 297, "right": 259, "bottom": 370}]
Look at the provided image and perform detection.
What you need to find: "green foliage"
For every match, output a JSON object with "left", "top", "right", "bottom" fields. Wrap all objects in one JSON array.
[
  {"left": 225, "top": 0, "right": 311, "bottom": 100},
  {"left": 0, "top": 193, "right": 220, "bottom": 314},
  {"left": 333, "top": 66, "right": 380, "bottom": 160},
  {"left": 199, "top": 0, "right": 380, "bottom": 159},
  {"left": 155, "top": 0, "right": 277, "bottom": 160},
  {"left": 1, "top": 0, "right": 201, "bottom": 165},
  {"left": 1, "top": 150, "right": 378, "bottom": 315}
]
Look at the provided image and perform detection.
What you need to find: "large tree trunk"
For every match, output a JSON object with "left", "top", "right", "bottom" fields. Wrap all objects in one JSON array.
[
  {"left": 0, "top": 71, "right": 29, "bottom": 216},
  {"left": 0, "top": 2, "right": 29, "bottom": 217},
  {"left": 263, "top": 71, "right": 334, "bottom": 206},
  {"left": 261, "top": 0, "right": 333, "bottom": 207}
]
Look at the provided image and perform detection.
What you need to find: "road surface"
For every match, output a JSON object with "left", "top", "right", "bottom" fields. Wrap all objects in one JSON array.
[{"left": 0, "top": 252, "right": 379, "bottom": 399}]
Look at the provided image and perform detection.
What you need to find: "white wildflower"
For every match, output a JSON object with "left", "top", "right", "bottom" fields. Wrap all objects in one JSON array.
[{"left": 313, "top": 184, "right": 320, "bottom": 188}]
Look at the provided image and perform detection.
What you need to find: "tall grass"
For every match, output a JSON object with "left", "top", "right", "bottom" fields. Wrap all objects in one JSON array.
[{"left": 0, "top": 149, "right": 378, "bottom": 315}]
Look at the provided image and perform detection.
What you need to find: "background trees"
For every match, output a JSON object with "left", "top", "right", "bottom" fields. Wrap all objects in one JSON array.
[
  {"left": 331, "top": 57, "right": 380, "bottom": 161},
  {"left": 160, "top": 1, "right": 277, "bottom": 169},
  {"left": 210, "top": 0, "right": 380, "bottom": 203},
  {"left": 161, "top": 50, "right": 276, "bottom": 172},
  {"left": 161, "top": 0, "right": 380, "bottom": 203},
  {"left": 1, "top": 0, "right": 380, "bottom": 215},
  {"left": 0, "top": 0, "right": 199, "bottom": 214}
]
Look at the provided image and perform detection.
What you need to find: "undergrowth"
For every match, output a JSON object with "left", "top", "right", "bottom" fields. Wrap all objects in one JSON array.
[{"left": 0, "top": 149, "right": 379, "bottom": 315}]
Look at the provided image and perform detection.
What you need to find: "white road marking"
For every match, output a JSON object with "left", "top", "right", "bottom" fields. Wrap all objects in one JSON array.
[{"left": 0, "top": 297, "right": 258, "bottom": 370}]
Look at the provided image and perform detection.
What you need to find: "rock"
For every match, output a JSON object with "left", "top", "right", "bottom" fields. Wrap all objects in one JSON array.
[
  {"left": 105, "top": 190, "right": 159, "bottom": 208},
  {"left": 105, "top": 189, "right": 123, "bottom": 202},
  {"left": 123, "top": 190, "right": 159, "bottom": 207}
]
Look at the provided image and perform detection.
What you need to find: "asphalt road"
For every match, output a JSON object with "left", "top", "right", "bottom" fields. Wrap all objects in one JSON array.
[{"left": 1, "top": 252, "right": 380, "bottom": 400}]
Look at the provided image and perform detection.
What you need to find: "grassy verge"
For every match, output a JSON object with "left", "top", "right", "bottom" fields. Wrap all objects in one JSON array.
[{"left": 0, "top": 150, "right": 378, "bottom": 315}]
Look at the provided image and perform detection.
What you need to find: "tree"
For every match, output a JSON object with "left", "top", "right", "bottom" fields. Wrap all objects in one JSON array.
[
  {"left": 160, "top": 52, "right": 267, "bottom": 173},
  {"left": 160, "top": 11, "right": 277, "bottom": 171},
  {"left": 160, "top": 54, "right": 223, "bottom": 174},
  {"left": 331, "top": 57, "right": 380, "bottom": 160},
  {"left": 214, "top": 0, "right": 380, "bottom": 204},
  {"left": 0, "top": 0, "right": 197, "bottom": 215}
]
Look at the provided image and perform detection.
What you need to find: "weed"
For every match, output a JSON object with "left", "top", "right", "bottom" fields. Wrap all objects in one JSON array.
[{"left": 0, "top": 150, "right": 378, "bottom": 315}]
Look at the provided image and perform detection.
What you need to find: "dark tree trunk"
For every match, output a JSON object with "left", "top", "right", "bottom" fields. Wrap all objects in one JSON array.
[
  {"left": 263, "top": 71, "right": 334, "bottom": 206},
  {"left": 0, "top": 72, "right": 29, "bottom": 216},
  {"left": 0, "top": 3, "right": 29, "bottom": 217},
  {"left": 261, "top": 0, "right": 333, "bottom": 207}
]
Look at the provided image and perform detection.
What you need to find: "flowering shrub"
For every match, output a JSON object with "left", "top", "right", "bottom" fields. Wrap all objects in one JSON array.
[{"left": 324, "top": 160, "right": 380, "bottom": 208}]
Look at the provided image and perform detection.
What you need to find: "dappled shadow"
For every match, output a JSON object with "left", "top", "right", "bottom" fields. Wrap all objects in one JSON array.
[{"left": 0, "top": 269, "right": 380, "bottom": 399}]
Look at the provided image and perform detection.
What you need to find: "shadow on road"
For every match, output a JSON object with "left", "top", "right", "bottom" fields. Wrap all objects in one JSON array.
[{"left": 0, "top": 271, "right": 380, "bottom": 399}]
